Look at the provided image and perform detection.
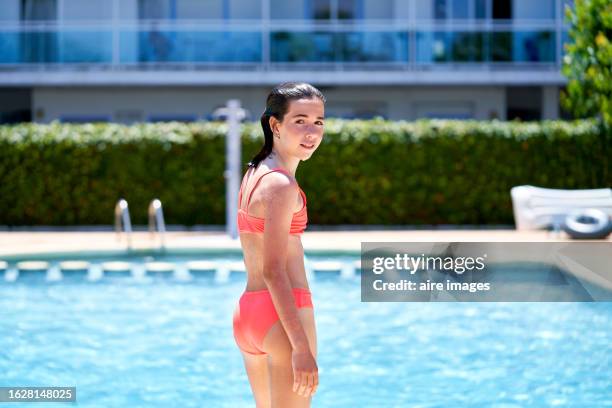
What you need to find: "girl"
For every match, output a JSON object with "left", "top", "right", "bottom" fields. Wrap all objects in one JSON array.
[{"left": 232, "top": 82, "right": 326, "bottom": 407}]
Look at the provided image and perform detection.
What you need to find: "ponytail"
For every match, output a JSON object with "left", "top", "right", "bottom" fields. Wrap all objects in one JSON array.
[{"left": 248, "top": 111, "right": 275, "bottom": 168}]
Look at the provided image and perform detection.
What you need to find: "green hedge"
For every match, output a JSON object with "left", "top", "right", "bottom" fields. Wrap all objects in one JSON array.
[{"left": 0, "top": 119, "right": 609, "bottom": 226}]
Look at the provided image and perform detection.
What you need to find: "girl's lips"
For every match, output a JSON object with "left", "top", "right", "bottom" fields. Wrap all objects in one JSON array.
[{"left": 300, "top": 143, "right": 315, "bottom": 149}]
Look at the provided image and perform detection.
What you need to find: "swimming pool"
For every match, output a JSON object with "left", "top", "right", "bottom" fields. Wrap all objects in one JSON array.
[{"left": 1, "top": 252, "right": 611, "bottom": 407}]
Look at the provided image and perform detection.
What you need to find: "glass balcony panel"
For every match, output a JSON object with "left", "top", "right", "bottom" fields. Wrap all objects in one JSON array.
[
  {"left": 416, "top": 31, "right": 451, "bottom": 62},
  {"left": 0, "top": 32, "right": 20, "bottom": 63},
  {"left": 450, "top": 32, "right": 484, "bottom": 61},
  {"left": 270, "top": 31, "right": 335, "bottom": 62},
  {"left": 512, "top": 31, "right": 555, "bottom": 62},
  {"left": 120, "top": 30, "right": 262, "bottom": 63},
  {"left": 271, "top": 31, "right": 407, "bottom": 62},
  {"left": 490, "top": 31, "right": 555, "bottom": 62},
  {"left": 417, "top": 31, "right": 487, "bottom": 63},
  {"left": 490, "top": 32, "right": 512, "bottom": 61},
  {"left": 19, "top": 31, "right": 58, "bottom": 63},
  {"left": 60, "top": 31, "right": 113, "bottom": 63},
  {"left": 3, "top": 30, "right": 113, "bottom": 64},
  {"left": 338, "top": 32, "right": 408, "bottom": 62}
]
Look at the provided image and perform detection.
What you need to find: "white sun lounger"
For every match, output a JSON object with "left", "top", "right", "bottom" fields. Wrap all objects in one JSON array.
[{"left": 510, "top": 185, "right": 612, "bottom": 230}]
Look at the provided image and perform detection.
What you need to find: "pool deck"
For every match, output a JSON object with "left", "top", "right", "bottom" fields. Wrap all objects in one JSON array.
[{"left": 1, "top": 228, "right": 609, "bottom": 257}]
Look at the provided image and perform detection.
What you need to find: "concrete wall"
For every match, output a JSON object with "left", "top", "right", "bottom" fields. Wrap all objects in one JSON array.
[{"left": 32, "top": 85, "right": 510, "bottom": 123}]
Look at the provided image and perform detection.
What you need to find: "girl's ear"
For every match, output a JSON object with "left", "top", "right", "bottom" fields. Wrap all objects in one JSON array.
[{"left": 269, "top": 116, "right": 280, "bottom": 135}]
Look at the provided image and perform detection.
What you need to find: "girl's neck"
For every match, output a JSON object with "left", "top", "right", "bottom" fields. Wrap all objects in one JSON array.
[{"left": 266, "top": 150, "right": 298, "bottom": 177}]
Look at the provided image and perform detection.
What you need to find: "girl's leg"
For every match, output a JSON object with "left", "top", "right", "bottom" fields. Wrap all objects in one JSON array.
[
  {"left": 262, "top": 308, "right": 317, "bottom": 408},
  {"left": 241, "top": 351, "right": 271, "bottom": 408}
]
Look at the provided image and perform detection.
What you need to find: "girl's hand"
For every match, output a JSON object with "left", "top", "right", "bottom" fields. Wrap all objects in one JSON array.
[{"left": 292, "top": 349, "right": 318, "bottom": 398}]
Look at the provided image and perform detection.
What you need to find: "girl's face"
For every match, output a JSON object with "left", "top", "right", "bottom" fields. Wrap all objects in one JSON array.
[{"left": 272, "top": 98, "right": 325, "bottom": 161}]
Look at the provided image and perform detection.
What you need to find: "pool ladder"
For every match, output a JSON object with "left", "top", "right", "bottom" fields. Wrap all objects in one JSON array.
[
  {"left": 148, "top": 198, "right": 166, "bottom": 250},
  {"left": 115, "top": 199, "right": 133, "bottom": 249},
  {"left": 114, "top": 198, "right": 167, "bottom": 251}
]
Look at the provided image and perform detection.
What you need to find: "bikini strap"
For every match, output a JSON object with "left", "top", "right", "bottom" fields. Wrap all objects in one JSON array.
[
  {"left": 244, "top": 168, "right": 292, "bottom": 211},
  {"left": 298, "top": 187, "right": 307, "bottom": 210},
  {"left": 238, "top": 166, "right": 254, "bottom": 207}
]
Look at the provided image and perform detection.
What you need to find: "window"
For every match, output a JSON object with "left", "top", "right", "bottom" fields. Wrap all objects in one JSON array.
[
  {"left": 414, "top": 102, "right": 475, "bottom": 120},
  {"left": 434, "top": 0, "right": 447, "bottom": 20},
  {"left": 60, "top": 115, "right": 111, "bottom": 123},
  {"left": 229, "top": 0, "right": 261, "bottom": 19},
  {"left": 115, "top": 110, "right": 144, "bottom": 124},
  {"left": 431, "top": 0, "right": 484, "bottom": 20},
  {"left": 176, "top": 0, "right": 223, "bottom": 20},
  {"left": 492, "top": 0, "right": 511, "bottom": 19},
  {"left": 20, "top": 0, "right": 57, "bottom": 21},
  {"left": 338, "top": 0, "right": 362, "bottom": 20},
  {"left": 271, "top": 0, "right": 308, "bottom": 19},
  {"left": 513, "top": 0, "right": 554, "bottom": 20},
  {"left": 138, "top": 0, "right": 173, "bottom": 19},
  {"left": 475, "top": 0, "right": 486, "bottom": 19},
  {"left": 362, "top": 0, "right": 392, "bottom": 19},
  {"left": 312, "top": 0, "right": 331, "bottom": 19},
  {"left": 451, "top": 0, "right": 469, "bottom": 19},
  {"left": 326, "top": 102, "right": 387, "bottom": 119},
  {"left": 148, "top": 114, "right": 197, "bottom": 122},
  {"left": 138, "top": 0, "right": 235, "bottom": 20},
  {"left": 62, "top": 0, "right": 112, "bottom": 21},
  {"left": 506, "top": 87, "right": 542, "bottom": 121}
]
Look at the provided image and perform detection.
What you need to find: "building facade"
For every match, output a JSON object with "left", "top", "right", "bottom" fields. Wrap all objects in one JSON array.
[{"left": 0, "top": 0, "right": 574, "bottom": 123}]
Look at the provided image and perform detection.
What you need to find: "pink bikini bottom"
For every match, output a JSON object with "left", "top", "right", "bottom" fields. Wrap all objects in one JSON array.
[{"left": 232, "top": 287, "right": 313, "bottom": 355}]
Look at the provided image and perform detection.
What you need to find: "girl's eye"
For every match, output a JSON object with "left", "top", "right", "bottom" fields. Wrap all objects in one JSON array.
[
  {"left": 296, "top": 119, "right": 304, "bottom": 124},
  {"left": 316, "top": 121, "right": 324, "bottom": 126}
]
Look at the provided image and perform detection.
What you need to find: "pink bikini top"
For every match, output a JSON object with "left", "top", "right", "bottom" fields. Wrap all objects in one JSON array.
[{"left": 237, "top": 167, "right": 308, "bottom": 235}]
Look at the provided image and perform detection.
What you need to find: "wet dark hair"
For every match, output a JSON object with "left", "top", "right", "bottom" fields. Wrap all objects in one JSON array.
[{"left": 248, "top": 82, "right": 326, "bottom": 168}]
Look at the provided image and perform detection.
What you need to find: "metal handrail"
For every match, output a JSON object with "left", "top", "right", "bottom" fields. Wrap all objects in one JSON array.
[
  {"left": 148, "top": 198, "right": 166, "bottom": 249},
  {"left": 114, "top": 198, "right": 133, "bottom": 249}
]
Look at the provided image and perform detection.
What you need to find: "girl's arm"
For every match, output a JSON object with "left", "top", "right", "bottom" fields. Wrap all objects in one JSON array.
[
  {"left": 261, "top": 173, "right": 310, "bottom": 353},
  {"left": 261, "top": 172, "right": 318, "bottom": 397}
]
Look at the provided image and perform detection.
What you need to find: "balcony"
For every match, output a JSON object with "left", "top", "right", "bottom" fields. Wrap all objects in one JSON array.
[{"left": 0, "top": 18, "right": 571, "bottom": 85}]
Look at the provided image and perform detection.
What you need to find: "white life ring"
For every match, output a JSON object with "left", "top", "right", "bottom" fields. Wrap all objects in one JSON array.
[{"left": 562, "top": 208, "right": 611, "bottom": 239}]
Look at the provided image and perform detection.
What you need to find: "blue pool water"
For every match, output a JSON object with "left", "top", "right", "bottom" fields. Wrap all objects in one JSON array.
[{"left": 1, "top": 254, "right": 611, "bottom": 407}]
